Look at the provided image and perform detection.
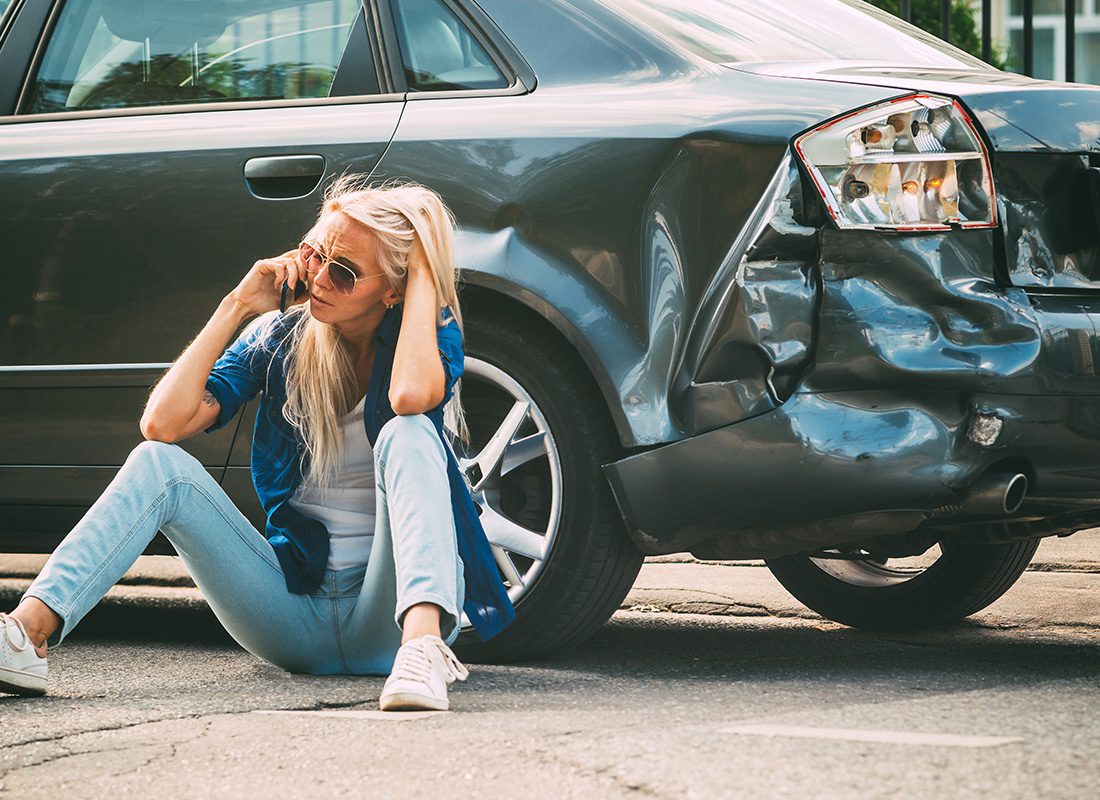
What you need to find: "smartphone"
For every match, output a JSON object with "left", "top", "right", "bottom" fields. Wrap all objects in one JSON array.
[{"left": 280, "top": 278, "right": 309, "bottom": 313}]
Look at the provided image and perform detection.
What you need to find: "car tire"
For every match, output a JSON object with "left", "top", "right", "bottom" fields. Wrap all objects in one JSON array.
[
  {"left": 451, "top": 309, "right": 644, "bottom": 662},
  {"left": 764, "top": 538, "right": 1040, "bottom": 630}
]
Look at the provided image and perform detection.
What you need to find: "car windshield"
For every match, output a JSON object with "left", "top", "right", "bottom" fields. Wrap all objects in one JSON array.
[{"left": 601, "top": 0, "right": 989, "bottom": 69}]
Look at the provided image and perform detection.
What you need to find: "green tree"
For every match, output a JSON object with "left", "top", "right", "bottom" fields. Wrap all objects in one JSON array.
[{"left": 865, "top": 0, "right": 1008, "bottom": 68}]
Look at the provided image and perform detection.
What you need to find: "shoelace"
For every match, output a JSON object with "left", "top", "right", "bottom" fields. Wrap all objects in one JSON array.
[
  {"left": 0, "top": 612, "right": 31, "bottom": 652},
  {"left": 393, "top": 636, "right": 470, "bottom": 684}
]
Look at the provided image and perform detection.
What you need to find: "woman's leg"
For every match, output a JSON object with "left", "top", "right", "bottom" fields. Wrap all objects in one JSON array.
[
  {"left": 341, "top": 413, "right": 465, "bottom": 674},
  {"left": 12, "top": 440, "right": 340, "bottom": 674}
]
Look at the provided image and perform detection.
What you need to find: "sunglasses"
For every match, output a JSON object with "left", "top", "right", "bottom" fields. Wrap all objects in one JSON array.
[{"left": 298, "top": 240, "right": 386, "bottom": 295}]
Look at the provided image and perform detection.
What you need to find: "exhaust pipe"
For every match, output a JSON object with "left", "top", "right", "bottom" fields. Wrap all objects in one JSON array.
[{"left": 961, "top": 473, "right": 1028, "bottom": 516}]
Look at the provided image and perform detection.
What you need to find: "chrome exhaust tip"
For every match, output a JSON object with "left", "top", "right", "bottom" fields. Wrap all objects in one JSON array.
[{"left": 962, "top": 473, "right": 1028, "bottom": 516}]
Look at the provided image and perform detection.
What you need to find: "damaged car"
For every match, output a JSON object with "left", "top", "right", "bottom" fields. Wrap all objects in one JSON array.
[{"left": 2, "top": 0, "right": 1099, "bottom": 660}]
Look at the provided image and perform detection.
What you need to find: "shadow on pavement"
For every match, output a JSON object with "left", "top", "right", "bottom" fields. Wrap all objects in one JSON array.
[
  {"left": 59, "top": 604, "right": 233, "bottom": 646},
  {"left": 549, "top": 614, "right": 1100, "bottom": 689},
  {"left": 59, "top": 602, "right": 1099, "bottom": 693}
]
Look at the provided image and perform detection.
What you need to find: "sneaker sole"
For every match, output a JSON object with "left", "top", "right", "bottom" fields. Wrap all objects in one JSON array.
[
  {"left": 0, "top": 665, "right": 47, "bottom": 696},
  {"left": 378, "top": 691, "right": 449, "bottom": 712}
]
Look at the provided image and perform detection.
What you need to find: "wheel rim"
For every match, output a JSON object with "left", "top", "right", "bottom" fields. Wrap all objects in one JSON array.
[
  {"left": 808, "top": 544, "right": 946, "bottom": 588},
  {"left": 448, "top": 357, "right": 563, "bottom": 629}
]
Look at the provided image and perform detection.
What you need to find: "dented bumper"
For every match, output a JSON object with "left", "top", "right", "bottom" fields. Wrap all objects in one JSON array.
[{"left": 603, "top": 390, "right": 1100, "bottom": 558}]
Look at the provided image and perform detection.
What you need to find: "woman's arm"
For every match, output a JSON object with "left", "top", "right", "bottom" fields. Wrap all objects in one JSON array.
[
  {"left": 389, "top": 241, "right": 446, "bottom": 415},
  {"left": 139, "top": 295, "right": 254, "bottom": 442},
  {"left": 140, "top": 248, "right": 306, "bottom": 441}
]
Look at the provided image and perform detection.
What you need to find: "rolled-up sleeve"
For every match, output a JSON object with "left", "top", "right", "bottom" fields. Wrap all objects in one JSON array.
[
  {"left": 436, "top": 311, "right": 465, "bottom": 408},
  {"left": 203, "top": 311, "right": 278, "bottom": 434}
]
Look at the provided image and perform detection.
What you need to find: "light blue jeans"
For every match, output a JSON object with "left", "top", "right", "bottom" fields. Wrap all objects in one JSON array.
[{"left": 20, "top": 413, "right": 465, "bottom": 676}]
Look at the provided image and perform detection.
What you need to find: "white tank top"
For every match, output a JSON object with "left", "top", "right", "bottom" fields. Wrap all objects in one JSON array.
[{"left": 288, "top": 395, "right": 376, "bottom": 571}]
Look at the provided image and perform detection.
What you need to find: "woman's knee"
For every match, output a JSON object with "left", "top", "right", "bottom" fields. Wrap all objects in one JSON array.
[
  {"left": 126, "top": 439, "right": 206, "bottom": 482},
  {"left": 376, "top": 414, "right": 440, "bottom": 458}
]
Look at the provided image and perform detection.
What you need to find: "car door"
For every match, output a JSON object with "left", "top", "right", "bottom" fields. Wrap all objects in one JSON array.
[{"left": 0, "top": 0, "right": 403, "bottom": 551}]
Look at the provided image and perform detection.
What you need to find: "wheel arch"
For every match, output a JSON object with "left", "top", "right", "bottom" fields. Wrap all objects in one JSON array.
[{"left": 457, "top": 275, "right": 636, "bottom": 455}]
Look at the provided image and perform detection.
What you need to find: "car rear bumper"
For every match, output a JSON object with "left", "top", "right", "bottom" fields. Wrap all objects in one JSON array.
[{"left": 602, "top": 390, "right": 1100, "bottom": 558}]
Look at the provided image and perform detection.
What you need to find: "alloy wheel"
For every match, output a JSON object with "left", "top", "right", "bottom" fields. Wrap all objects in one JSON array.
[{"left": 445, "top": 357, "right": 564, "bottom": 626}]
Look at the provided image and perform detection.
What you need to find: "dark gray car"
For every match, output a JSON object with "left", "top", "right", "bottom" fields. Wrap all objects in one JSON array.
[{"left": 3, "top": 0, "right": 1099, "bottom": 660}]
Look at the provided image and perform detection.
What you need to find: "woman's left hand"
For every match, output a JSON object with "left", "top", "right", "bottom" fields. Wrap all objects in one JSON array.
[{"left": 406, "top": 238, "right": 430, "bottom": 277}]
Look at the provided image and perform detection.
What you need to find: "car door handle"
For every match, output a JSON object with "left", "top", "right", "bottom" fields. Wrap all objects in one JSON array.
[
  {"left": 244, "top": 155, "right": 325, "bottom": 180},
  {"left": 243, "top": 155, "right": 326, "bottom": 200}
]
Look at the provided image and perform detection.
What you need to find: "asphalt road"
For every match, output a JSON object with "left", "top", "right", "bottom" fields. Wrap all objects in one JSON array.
[{"left": 1, "top": 536, "right": 1098, "bottom": 799}]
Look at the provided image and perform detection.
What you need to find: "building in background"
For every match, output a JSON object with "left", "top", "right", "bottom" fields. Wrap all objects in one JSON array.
[{"left": 991, "top": 0, "right": 1100, "bottom": 83}]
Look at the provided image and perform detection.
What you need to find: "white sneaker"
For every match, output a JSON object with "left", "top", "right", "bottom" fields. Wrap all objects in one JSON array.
[
  {"left": 379, "top": 634, "right": 469, "bottom": 711},
  {"left": 0, "top": 612, "right": 48, "bottom": 696}
]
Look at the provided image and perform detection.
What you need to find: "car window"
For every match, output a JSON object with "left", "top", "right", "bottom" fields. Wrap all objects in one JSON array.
[
  {"left": 602, "top": 0, "right": 989, "bottom": 69},
  {"left": 25, "top": 0, "right": 368, "bottom": 114},
  {"left": 0, "top": 1, "right": 11, "bottom": 19},
  {"left": 391, "top": 0, "right": 509, "bottom": 91}
]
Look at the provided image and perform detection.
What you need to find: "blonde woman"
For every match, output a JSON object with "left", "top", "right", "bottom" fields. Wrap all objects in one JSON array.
[{"left": 0, "top": 177, "right": 515, "bottom": 710}]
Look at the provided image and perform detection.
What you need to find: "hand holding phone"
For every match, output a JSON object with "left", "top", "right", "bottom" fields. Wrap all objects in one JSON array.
[
  {"left": 229, "top": 249, "right": 307, "bottom": 317},
  {"left": 280, "top": 276, "right": 309, "bottom": 313}
]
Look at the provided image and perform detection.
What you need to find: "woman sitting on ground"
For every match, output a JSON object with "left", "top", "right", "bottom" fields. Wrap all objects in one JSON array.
[{"left": 0, "top": 177, "right": 514, "bottom": 710}]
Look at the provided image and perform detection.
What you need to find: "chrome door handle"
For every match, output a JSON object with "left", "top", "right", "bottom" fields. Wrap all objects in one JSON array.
[
  {"left": 243, "top": 155, "right": 326, "bottom": 200},
  {"left": 243, "top": 155, "right": 325, "bottom": 180}
]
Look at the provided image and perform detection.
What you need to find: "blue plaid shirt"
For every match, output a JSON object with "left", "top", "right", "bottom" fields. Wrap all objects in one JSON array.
[{"left": 202, "top": 304, "right": 515, "bottom": 641}]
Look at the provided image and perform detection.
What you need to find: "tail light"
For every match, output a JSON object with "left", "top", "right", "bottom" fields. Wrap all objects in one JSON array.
[{"left": 794, "top": 94, "right": 997, "bottom": 232}]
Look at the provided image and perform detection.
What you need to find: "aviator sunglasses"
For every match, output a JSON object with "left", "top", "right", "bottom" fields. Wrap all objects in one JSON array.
[
  {"left": 280, "top": 240, "right": 390, "bottom": 313},
  {"left": 298, "top": 239, "right": 387, "bottom": 295}
]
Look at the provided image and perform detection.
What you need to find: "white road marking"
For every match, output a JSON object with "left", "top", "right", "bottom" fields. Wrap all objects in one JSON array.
[
  {"left": 254, "top": 709, "right": 447, "bottom": 721},
  {"left": 723, "top": 724, "right": 1023, "bottom": 748}
]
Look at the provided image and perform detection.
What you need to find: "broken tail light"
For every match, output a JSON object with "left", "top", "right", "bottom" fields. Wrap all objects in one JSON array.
[{"left": 795, "top": 94, "right": 997, "bottom": 232}]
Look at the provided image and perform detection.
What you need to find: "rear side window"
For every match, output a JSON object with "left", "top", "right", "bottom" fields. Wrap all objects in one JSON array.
[
  {"left": 391, "top": 0, "right": 508, "bottom": 91},
  {"left": 25, "top": 0, "right": 369, "bottom": 114}
]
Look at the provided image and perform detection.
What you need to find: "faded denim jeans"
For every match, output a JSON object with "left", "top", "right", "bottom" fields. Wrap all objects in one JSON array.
[{"left": 20, "top": 414, "right": 465, "bottom": 675}]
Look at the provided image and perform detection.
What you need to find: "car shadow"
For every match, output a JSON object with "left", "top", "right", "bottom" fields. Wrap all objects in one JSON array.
[
  {"left": 53, "top": 602, "right": 1099, "bottom": 693},
  {"left": 532, "top": 612, "right": 1100, "bottom": 691}
]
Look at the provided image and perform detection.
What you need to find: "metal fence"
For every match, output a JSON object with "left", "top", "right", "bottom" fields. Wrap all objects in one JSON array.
[{"left": 898, "top": 0, "right": 1080, "bottom": 81}]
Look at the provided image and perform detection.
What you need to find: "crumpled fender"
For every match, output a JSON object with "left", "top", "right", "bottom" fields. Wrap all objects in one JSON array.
[{"left": 670, "top": 154, "right": 820, "bottom": 435}]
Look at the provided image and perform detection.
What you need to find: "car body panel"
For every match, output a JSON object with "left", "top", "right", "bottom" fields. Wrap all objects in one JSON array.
[{"left": 374, "top": 68, "right": 896, "bottom": 445}]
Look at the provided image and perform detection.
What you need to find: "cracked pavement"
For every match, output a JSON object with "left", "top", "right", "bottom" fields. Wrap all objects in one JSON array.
[{"left": 1, "top": 533, "right": 1097, "bottom": 799}]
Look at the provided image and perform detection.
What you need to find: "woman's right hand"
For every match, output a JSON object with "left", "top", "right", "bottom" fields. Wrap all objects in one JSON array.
[{"left": 227, "top": 249, "right": 308, "bottom": 317}]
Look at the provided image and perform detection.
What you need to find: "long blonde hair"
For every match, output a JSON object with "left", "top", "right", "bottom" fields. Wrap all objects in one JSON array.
[{"left": 252, "top": 174, "right": 469, "bottom": 489}]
